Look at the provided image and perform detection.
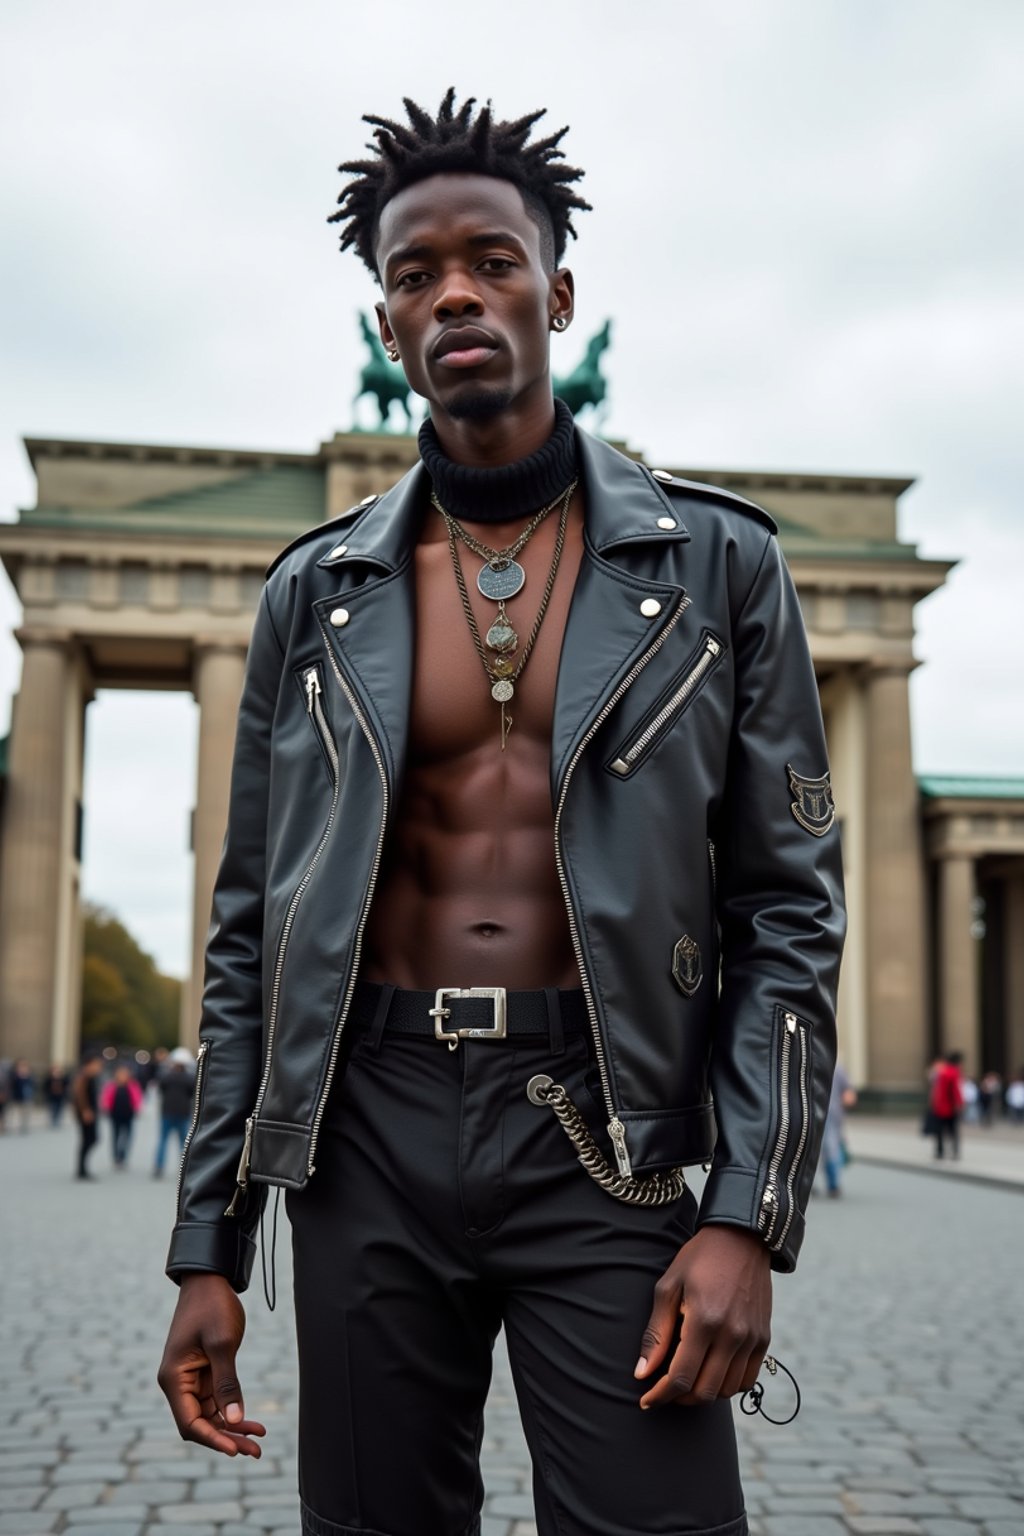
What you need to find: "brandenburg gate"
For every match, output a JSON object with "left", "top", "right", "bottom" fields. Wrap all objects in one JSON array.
[{"left": 1, "top": 427, "right": 1022, "bottom": 1098}]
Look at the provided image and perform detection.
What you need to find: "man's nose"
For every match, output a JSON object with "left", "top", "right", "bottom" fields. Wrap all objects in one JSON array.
[{"left": 432, "top": 270, "right": 484, "bottom": 320}]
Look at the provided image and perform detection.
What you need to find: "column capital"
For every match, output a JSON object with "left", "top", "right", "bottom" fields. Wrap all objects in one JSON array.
[
  {"left": 192, "top": 636, "right": 248, "bottom": 660},
  {"left": 861, "top": 657, "right": 920, "bottom": 681},
  {"left": 14, "top": 625, "right": 75, "bottom": 652}
]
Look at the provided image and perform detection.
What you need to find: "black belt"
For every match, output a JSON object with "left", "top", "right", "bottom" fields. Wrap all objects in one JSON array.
[{"left": 352, "top": 981, "right": 587, "bottom": 1048}]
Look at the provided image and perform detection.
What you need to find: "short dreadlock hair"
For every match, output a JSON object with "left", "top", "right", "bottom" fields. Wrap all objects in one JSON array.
[{"left": 329, "top": 89, "right": 590, "bottom": 279}]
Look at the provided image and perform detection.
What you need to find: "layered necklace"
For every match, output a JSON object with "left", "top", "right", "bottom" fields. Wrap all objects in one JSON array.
[
  {"left": 419, "top": 400, "right": 580, "bottom": 751},
  {"left": 432, "top": 478, "right": 577, "bottom": 749}
]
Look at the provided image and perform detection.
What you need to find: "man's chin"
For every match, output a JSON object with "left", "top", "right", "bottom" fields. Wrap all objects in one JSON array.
[{"left": 443, "top": 385, "right": 514, "bottom": 422}]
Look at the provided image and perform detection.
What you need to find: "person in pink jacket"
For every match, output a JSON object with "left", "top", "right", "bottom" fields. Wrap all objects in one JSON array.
[{"left": 101, "top": 1064, "right": 145, "bottom": 1169}]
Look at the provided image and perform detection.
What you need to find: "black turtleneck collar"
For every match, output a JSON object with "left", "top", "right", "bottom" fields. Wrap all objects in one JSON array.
[{"left": 418, "top": 398, "right": 578, "bottom": 524}]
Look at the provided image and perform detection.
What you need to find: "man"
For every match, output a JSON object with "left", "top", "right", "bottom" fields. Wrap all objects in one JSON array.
[
  {"left": 71, "top": 1054, "right": 103, "bottom": 1180},
  {"left": 159, "top": 92, "right": 845, "bottom": 1536},
  {"left": 153, "top": 1051, "right": 197, "bottom": 1178}
]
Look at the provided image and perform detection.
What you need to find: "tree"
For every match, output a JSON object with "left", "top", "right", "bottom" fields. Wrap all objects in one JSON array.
[{"left": 80, "top": 905, "right": 182, "bottom": 1051}]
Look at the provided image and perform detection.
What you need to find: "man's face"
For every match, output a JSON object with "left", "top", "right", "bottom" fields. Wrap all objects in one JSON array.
[{"left": 374, "top": 173, "right": 573, "bottom": 423}]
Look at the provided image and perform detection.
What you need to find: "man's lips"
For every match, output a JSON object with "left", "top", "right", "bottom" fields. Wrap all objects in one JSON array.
[{"left": 433, "top": 327, "right": 499, "bottom": 368}]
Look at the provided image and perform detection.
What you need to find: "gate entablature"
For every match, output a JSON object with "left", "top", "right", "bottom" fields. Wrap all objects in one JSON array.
[{"left": 0, "top": 428, "right": 960, "bottom": 1100}]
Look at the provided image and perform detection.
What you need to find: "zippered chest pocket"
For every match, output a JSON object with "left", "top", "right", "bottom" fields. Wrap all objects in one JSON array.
[
  {"left": 758, "top": 1006, "right": 813, "bottom": 1253},
  {"left": 295, "top": 662, "right": 340, "bottom": 784},
  {"left": 606, "top": 629, "right": 725, "bottom": 779}
]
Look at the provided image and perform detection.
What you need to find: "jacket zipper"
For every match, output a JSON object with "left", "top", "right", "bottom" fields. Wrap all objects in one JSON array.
[
  {"left": 175, "top": 1039, "right": 210, "bottom": 1222},
  {"left": 553, "top": 592, "right": 691, "bottom": 1177},
  {"left": 609, "top": 633, "right": 721, "bottom": 776},
  {"left": 226, "top": 662, "right": 342, "bottom": 1213},
  {"left": 758, "top": 1010, "right": 810, "bottom": 1250},
  {"left": 306, "top": 628, "right": 391, "bottom": 1177}
]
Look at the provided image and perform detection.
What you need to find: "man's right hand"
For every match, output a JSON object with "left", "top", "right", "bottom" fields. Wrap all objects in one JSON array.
[{"left": 157, "top": 1273, "right": 266, "bottom": 1456}]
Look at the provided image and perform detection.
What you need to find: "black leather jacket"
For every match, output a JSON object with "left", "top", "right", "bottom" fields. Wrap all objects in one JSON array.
[{"left": 167, "top": 427, "right": 845, "bottom": 1291}]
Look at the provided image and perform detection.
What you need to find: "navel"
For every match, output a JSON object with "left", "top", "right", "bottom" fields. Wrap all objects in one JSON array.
[{"left": 470, "top": 921, "right": 505, "bottom": 941}]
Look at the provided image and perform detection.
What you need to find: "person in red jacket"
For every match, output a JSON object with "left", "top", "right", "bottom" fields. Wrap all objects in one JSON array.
[
  {"left": 100, "top": 1064, "right": 145, "bottom": 1169},
  {"left": 929, "top": 1051, "right": 964, "bottom": 1160}
]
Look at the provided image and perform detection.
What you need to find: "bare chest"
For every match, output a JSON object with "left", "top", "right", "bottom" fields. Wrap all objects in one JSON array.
[{"left": 409, "top": 499, "right": 585, "bottom": 763}]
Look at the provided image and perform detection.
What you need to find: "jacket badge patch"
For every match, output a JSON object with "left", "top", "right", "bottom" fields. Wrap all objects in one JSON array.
[
  {"left": 787, "top": 763, "right": 835, "bottom": 837},
  {"left": 672, "top": 935, "right": 703, "bottom": 997}
]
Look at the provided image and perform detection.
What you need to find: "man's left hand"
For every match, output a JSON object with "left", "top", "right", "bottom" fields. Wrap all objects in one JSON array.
[{"left": 635, "top": 1225, "right": 772, "bottom": 1408}]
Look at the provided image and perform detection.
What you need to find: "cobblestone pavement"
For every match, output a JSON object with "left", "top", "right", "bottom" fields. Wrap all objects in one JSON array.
[{"left": 2, "top": 1100, "right": 1022, "bottom": 1536}]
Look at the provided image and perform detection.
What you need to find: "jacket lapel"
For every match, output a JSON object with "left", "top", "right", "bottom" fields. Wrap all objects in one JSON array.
[
  {"left": 315, "top": 463, "right": 426, "bottom": 793},
  {"left": 550, "top": 431, "right": 690, "bottom": 801},
  {"left": 312, "top": 428, "right": 693, "bottom": 803}
]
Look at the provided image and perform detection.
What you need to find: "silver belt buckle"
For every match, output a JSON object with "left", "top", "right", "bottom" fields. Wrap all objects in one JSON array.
[{"left": 429, "top": 987, "right": 508, "bottom": 1051}]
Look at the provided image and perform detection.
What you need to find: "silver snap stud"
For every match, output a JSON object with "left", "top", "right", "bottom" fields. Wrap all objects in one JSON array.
[
  {"left": 327, "top": 544, "right": 348, "bottom": 560},
  {"left": 330, "top": 607, "right": 350, "bottom": 627},
  {"left": 640, "top": 598, "right": 662, "bottom": 618},
  {"left": 657, "top": 516, "right": 677, "bottom": 530},
  {"left": 651, "top": 469, "right": 674, "bottom": 484}
]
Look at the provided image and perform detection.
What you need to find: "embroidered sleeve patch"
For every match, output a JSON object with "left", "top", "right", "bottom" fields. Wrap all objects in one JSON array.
[{"left": 786, "top": 763, "right": 835, "bottom": 837}]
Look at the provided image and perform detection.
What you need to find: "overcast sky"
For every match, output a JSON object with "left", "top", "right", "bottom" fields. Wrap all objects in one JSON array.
[{"left": 1, "top": 0, "right": 1022, "bottom": 977}]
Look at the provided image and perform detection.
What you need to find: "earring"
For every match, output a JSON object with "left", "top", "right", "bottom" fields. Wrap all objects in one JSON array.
[
  {"left": 551, "top": 316, "right": 568, "bottom": 332},
  {"left": 387, "top": 347, "right": 400, "bottom": 362}
]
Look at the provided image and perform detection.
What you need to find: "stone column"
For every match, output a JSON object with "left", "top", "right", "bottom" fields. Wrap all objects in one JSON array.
[
  {"left": 863, "top": 664, "right": 929, "bottom": 1089},
  {"left": 0, "top": 632, "right": 83, "bottom": 1069},
  {"left": 818, "top": 669, "right": 869, "bottom": 1086},
  {"left": 935, "top": 852, "right": 980, "bottom": 1074},
  {"left": 1004, "top": 875, "right": 1024, "bottom": 1079},
  {"left": 183, "top": 642, "right": 247, "bottom": 1048}
]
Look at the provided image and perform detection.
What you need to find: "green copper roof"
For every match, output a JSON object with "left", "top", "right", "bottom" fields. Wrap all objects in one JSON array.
[
  {"left": 919, "top": 775, "right": 1024, "bottom": 800},
  {"left": 23, "top": 465, "right": 326, "bottom": 540}
]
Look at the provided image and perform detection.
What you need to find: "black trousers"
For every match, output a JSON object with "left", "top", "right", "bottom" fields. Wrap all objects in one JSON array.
[
  {"left": 288, "top": 985, "right": 747, "bottom": 1536},
  {"left": 77, "top": 1118, "right": 98, "bottom": 1176}
]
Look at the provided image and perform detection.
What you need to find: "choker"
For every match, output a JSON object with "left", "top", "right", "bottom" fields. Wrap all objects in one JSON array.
[{"left": 418, "top": 398, "right": 578, "bottom": 524}]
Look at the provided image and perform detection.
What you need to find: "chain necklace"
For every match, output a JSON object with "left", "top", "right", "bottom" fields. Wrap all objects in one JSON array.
[
  {"left": 442, "top": 478, "right": 575, "bottom": 749},
  {"left": 431, "top": 483, "right": 568, "bottom": 607}
]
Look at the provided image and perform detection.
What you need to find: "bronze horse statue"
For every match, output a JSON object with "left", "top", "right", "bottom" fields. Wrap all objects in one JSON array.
[
  {"left": 554, "top": 319, "right": 611, "bottom": 423},
  {"left": 353, "top": 313, "right": 417, "bottom": 431}
]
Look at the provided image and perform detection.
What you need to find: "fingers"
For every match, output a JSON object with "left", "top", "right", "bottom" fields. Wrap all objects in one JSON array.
[
  {"left": 638, "top": 1310, "right": 713, "bottom": 1409},
  {"left": 634, "top": 1272, "right": 683, "bottom": 1381},
  {"left": 639, "top": 1314, "right": 767, "bottom": 1409},
  {"left": 158, "top": 1354, "right": 266, "bottom": 1459},
  {"left": 204, "top": 1341, "right": 266, "bottom": 1455}
]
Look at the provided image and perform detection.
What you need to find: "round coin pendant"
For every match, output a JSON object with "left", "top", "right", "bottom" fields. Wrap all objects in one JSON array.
[
  {"left": 491, "top": 654, "right": 515, "bottom": 678},
  {"left": 478, "top": 560, "right": 525, "bottom": 601},
  {"left": 485, "top": 620, "right": 518, "bottom": 653},
  {"left": 491, "top": 679, "right": 514, "bottom": 702}
]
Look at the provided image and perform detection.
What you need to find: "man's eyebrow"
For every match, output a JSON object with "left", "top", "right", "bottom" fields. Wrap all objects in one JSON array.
[
  {"left": 385, "top": 242, "right": 434, "bottom": 270},
  {"left": 467, "top": 230, "right": 529, "bottom": 252},
  {"left": 385, "top": 231, "right": 529, "bottom": 271}
]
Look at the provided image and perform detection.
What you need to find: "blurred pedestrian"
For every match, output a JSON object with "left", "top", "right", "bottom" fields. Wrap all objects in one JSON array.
[
  {"left": 1006, "top": 1072, "right": 1024, "bottom": 1125},
  {"left": 71, "top": 1056, "right": 104, "bottom": 1180},
  {"left": 821, "top": 1059, "right": 857, "bottom": 1197},
  {"left": 153, "top": 1054, "right": 195, "bottom": 1177},
  {"left": 930, "top": 1050, "right": 964, "bottom": 1160},
  {"left": 978, "top": 1070, "right": 1002, "bottom": 1127},
  {"left": 0, "top": 1060, "right": 10, "bottom": 1133},
  {"left": 139, "top": 1045, "right": 169, "bottom": 1094},
  {"left": 44, "top": 1064, "right": 69, "bottom": 1127},
  {"left": 10, "top": 1060, "right": 35, "bottom": 1133},
  {"left": 961, "top": 1076, "right": 979, "bottom": 1124},
  {"left": 101, "top": 1064, "right": 145, "bottom": 1168}
]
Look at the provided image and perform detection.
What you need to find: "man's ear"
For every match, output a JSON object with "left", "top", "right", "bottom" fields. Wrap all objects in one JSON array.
[
  {"left": 550, "top": 268, "right": 575, "bottom": 329},
  {"left": 375, "top": 301, "right": 395, "bottom": 351}
]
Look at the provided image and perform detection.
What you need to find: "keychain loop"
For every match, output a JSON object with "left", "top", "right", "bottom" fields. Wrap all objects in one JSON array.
[{"left": 739, "top": 1354, "right": 801, "bottom": 1425}]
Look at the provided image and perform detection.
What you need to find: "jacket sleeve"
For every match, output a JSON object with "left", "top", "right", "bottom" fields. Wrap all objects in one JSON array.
[
  {"left": 165, "top": 587, "right": 282, "bottom": 1293},
  {"left": 696, "top": 532, "right": 846, "bottom": 1273}
]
